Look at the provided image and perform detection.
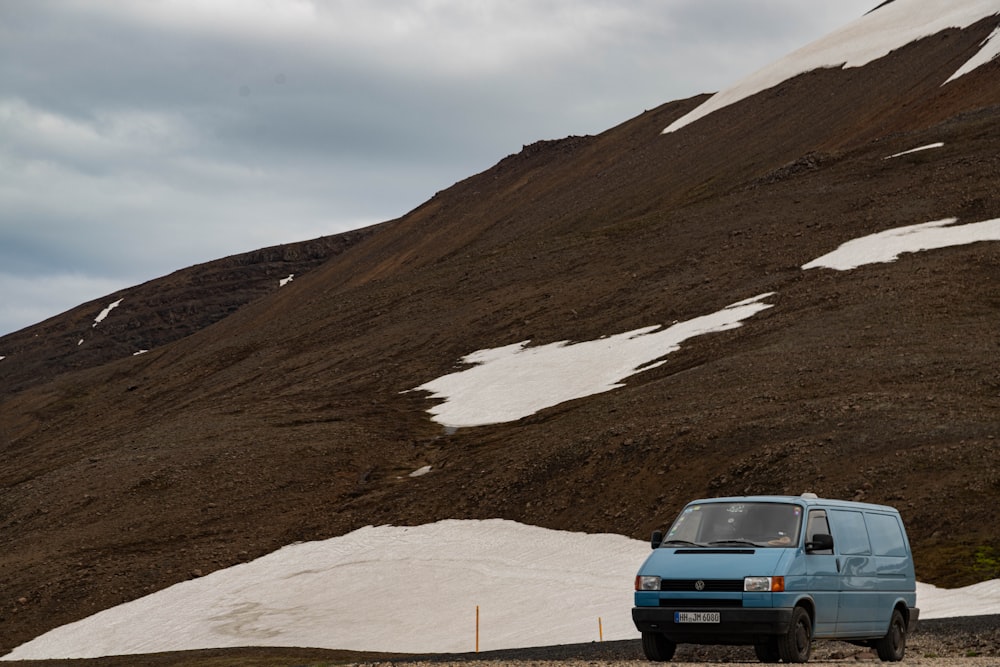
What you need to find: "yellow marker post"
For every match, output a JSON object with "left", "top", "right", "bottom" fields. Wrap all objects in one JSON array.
[
  {"left": 476, "top": 605, "right": 480, "bottom": 652},
  {"left": 598, "top": 616, "right": 603, "bottom": 641}
]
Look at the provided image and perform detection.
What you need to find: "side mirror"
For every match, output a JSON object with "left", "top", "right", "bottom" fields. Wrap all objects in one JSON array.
[
  {"left": 806, "top": 533, "right": 834, "bottom": 552},
  {"left": 651, "top": 530, "right": 663, "bottom": 549}
]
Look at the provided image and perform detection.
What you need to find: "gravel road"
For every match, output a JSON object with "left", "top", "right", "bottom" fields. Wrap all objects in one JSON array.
[
  {"left": 355, "top": 615, "right": 1000, "bottom": 667},
  {"left": 3, "top": 615, "right": 996, "bottom": 666}
]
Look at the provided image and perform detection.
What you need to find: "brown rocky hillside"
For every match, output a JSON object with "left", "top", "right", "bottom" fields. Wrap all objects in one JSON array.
[{"left": 2, "top": 12, "right": 1000, "bottom": 657}]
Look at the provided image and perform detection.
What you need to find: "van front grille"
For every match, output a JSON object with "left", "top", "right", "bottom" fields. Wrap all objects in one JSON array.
[
  {"left": 660, "top": 598, "right": 743, "bottom": 607},
  {"left": 660, "top": 579, "right": 744, "bottom": 592}
]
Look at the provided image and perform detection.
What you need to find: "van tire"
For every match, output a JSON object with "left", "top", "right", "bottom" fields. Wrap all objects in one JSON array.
[
  {"left": 753, "top": 637, "right": 781, "bottom": 662},
  {"left": 874, "top": 608, "right": 907, "bottom": 661},
  {"left": 777, "top": 606, "right": 812, "bottom": 663},
  {"left": 641, "top": 632, "right": 676, "bottom": 661}
]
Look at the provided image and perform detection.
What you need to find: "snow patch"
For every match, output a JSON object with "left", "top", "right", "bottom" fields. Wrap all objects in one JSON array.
[
  {"left": 279, "top": 274, "right": 294, "bottom": 287},
  {"left": 409, "top": 465, "right": 432, "bottom": 477},
  {"left": 803, "top": 217, "right": 1000, "bottom": 271},
  {"left": 945, "top": 24, "right": 1000, "bottom": 82},
  {"left": 884, "top": 142, "right": 944, "bottom": 159},
  {"left": 92, "top": 298, "right": 123, "bottom": 327},
  {"left": 414, "top": 293, "right": 774, "bottom": 428},
  {"left": 917, "top": 579, "right": 1000, "bottom": 619}
]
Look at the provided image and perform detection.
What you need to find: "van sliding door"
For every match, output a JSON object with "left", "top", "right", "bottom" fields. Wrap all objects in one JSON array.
[{"left": 828, "top": 509, "right": 879, "bottom": 635}]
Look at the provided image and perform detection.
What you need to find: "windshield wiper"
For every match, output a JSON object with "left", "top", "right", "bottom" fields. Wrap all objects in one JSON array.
[
  {"left": 707, "top": 539, "right": 760, "bottom": 547},
  {"left": 660, "top": 539, "right": 704, "bottom": 547}
]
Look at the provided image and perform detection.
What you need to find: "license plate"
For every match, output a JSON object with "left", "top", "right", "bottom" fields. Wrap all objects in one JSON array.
[{"left": 674, "top": 611, "right": 720, "bottom": 624}]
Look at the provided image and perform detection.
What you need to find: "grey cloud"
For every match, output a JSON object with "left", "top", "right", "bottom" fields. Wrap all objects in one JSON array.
[{"left": 0, "top": 0, "right": 876, "bottom": 336}]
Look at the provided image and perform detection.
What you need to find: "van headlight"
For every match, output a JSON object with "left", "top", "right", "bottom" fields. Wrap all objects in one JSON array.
[
  {"left": 744, "top": 576, "right": 784, "bottom": 592},
  {"left": 636, "top": 575, "right": 661, "bottom": 591}
]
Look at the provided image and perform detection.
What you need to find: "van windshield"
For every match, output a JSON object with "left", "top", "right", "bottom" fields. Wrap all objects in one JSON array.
[{"left": 663, "top": 502, "right": 803, "bottom": 548}]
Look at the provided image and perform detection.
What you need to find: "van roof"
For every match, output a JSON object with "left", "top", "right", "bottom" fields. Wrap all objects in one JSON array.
[{"left": 685, "top": 494, "right": 901, "bottom": 513}]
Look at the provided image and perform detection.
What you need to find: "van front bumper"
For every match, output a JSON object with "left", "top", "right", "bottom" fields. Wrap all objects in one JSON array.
[{"left": 632, "top": 606, "right": 794, "bottom": 643}]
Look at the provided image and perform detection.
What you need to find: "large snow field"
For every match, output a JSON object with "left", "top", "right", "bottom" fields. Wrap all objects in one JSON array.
[
  {"left": 4, "top": 519, "right": 999, "bottom": 661},
  {"left": 1, "top": 520, "right": 646, "bottom": 660}
]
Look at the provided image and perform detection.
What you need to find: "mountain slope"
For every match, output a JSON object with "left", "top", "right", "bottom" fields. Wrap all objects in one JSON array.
[
  {"left": 0, "top": 228, "right": 375, "bottom": 397},
  {"left": 3, "top": 5, "right": 1000, "bottom": 655}
]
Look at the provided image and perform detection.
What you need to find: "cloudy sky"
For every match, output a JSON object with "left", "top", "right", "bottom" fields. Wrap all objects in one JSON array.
[{"left": 0, "top": 0, "right": 876, "bottom": 337}]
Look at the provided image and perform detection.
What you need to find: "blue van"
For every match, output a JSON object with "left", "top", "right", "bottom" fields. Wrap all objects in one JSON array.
[{"left": 632, "top": 494, "right": 918, "bottom": 663}]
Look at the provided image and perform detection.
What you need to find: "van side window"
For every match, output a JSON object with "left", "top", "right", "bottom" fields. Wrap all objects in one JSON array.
[
  {"left": 866, "top": 513, "right": 907, "bottom": 557},
  {"left": 830, "top": 510, "right": 871, "bottom": 555},
  {"left": 806, "top": 510, "right": 833, "bottom": 554}
]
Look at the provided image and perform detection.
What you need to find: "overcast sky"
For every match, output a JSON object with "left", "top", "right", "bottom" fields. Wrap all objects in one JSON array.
[{"left": 0, "top": 1, "right": 876, "bottom": 337}]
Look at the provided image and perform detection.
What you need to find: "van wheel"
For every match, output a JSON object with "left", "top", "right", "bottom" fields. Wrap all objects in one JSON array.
[
  {"left": 874, "top": 609, "right": 907, "bottom": 661},
  {"left": 753, "top": 637, "right": 781, "bottom": 662},
  {"left": 777, "top": 606, "right": 812, "bottom": 663},
  {"left": 641, "top": 632, "right": 676, "bottom": 661}
]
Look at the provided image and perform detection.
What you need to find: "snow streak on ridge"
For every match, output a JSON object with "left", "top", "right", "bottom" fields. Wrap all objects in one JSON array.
[{"left": 664, "top": 0, "right": 1000, "bottom": 134}]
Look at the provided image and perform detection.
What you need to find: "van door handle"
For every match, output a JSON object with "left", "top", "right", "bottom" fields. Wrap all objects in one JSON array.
[{"left": 836, "top": 557, "right": 841, "bottom": 573}]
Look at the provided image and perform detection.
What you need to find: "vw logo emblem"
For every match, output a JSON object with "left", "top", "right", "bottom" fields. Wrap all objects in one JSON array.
[{"left": 694, "top": 580, "right": 706, "bottom": 591}]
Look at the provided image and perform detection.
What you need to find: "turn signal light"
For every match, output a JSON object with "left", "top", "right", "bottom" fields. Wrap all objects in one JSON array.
[{"left": 744, "top": 576, "right": 785, "bottom": 592}]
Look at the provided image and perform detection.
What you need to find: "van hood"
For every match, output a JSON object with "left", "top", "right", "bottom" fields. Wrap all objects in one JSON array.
[{"left": 639, "top": 547, "right": 792, "bottom": 579}]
